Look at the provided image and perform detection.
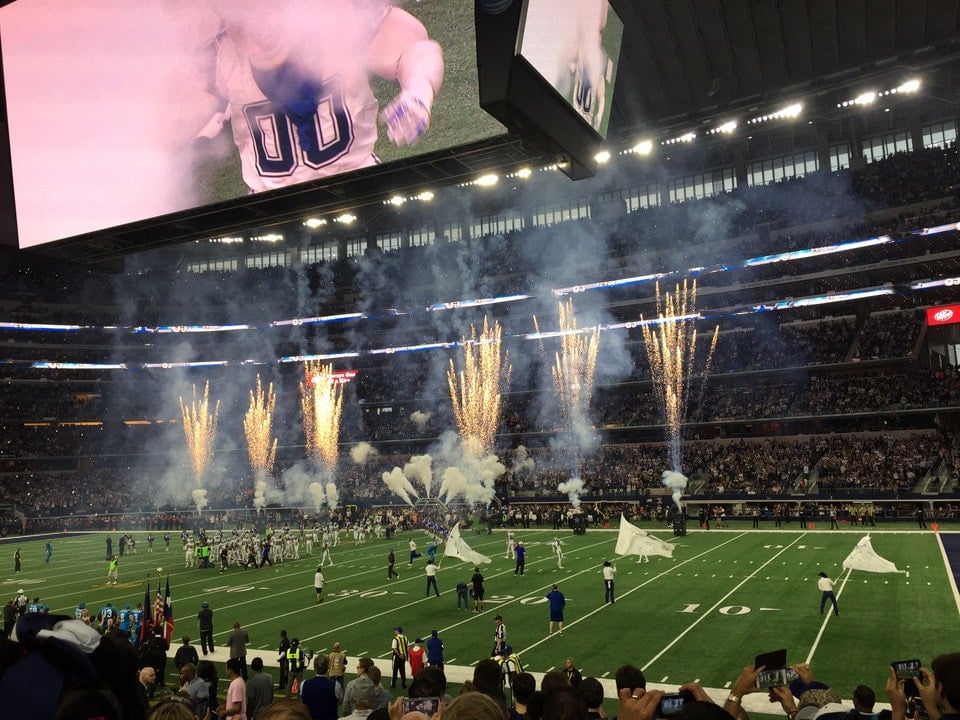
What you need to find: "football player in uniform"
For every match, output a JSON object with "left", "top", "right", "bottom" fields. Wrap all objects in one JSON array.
[{"left": 197, "top": 0, "right": 444, "bottom": 192}]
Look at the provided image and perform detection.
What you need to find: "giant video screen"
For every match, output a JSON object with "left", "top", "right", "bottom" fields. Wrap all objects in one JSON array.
[
  {"left": 517, "top": 0, "right": 623, "bottom": 139},
  {"left": 0, "top": 0, "right": 504, "bottom": 249}
]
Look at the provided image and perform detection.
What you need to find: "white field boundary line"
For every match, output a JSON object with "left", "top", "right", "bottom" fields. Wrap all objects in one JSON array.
[
  {"left": 804, "top": 566, "right": 852, "bottom": 665},
  {"left": 934, "top": 531, "right": 960, "bottom": 617}
]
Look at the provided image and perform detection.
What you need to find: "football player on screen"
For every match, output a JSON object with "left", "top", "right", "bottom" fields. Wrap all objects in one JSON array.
[{"left": 196, "top": 0, "right": 444, "bottom": 192}]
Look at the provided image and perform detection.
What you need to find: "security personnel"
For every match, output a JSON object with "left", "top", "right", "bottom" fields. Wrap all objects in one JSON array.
[
  {"left": 497, "top": 646, "right": 523, "bottom": 690},
  {"left": 286, "top": 638, "right": 305, "bottom": 696},
  {"left": 391, "top": 626, "right": 409, "bottom": 689}
]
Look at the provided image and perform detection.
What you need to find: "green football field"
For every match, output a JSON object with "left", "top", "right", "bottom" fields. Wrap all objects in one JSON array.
[{"left": 5, "top": 521, "right": 958, "bottom": 716}]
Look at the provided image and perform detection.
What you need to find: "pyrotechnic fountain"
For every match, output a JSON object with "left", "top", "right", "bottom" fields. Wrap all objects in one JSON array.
[
  {"left": 244, "top": 375, "right": 278, "bottom": 513},
  {"left": 178, "top": 382, "right": 220, "bottom": 512},
  {"left": 639, "top": 280, "right": 718, "bottom": 506},
  {"left": 446, "top": 316, "right": 510, "bottom": 459},
  {"left": 300, "top": 361, "right": 344, "bottom": 509},
  {"left": 550, "top": 299, "right": 600, "bottom": 506}
]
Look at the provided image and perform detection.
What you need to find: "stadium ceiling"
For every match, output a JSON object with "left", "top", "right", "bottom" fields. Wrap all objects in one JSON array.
[{"left": 20, "top": 0, "right": 960, "bottom": 269}]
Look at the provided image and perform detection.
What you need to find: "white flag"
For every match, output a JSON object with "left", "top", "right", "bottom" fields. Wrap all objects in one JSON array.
[
  {"left": 842, "top": 535, "right": 904, "bottom": 574},
  {"left": 443, "top": 522, "right": 491, "bottom": 565},
  {"left": 615, "top": 514, "right": 675, "bottom": 559}
]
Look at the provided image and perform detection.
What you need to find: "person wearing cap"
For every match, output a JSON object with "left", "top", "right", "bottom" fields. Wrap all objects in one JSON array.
[
  {"left": 342, "top": 658, "right": 374, "bottom": 715},
  {"left": 198, "top": 601, "right": 215, "bottom": 656},
  {"left": 175, "top": 635, "right": 200, "bottom": 670},
  {"left": 286, "top": 638, "right": 306, "bottom": 696},
  {"left": 409, "top": 637, "right": 426, "bottom": 677},
  {"left": 328, "top": 640, "right": 347, "bottom": 690},
  {"left": 343, "top": 674, "right": 379, "bottom": 720},
  {"left": 817, "top": 572, "right": 839, "bottom": 616},
  {"left": 14, "top": 588, "right": 27, "bottom": 618},
  {"left": 603, "top": 560, "right": 617, "bottom": 604},
  {"left": 426, "top": 629, "right": 444, "bottom": 671},
  {"left": 492, "top": 615, "right": 506, "bottom": 657},
  {"left": 391, "top": 626, "right": 409, "bottom": 689}
]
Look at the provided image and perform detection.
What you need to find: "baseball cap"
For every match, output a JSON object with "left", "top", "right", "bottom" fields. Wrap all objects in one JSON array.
[
  {"left": 415, "top": 637, "right": 423, "bottom": 644},
  {"left": 353, "top": 675, "right": 377, "bottom": 706},
  {"left": 795, "top": 689, "right": 843, "bottom": 720}
]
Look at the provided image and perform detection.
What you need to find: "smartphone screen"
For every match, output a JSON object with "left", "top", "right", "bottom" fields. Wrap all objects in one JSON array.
[
  {"left": 658, "top": 693, "right": 689, "bottom": 718},
  {"left": 893, "top": 660, "right": 921, "bottom": 679},
  {"left": 403, "top": 697, "right": 440, "bottom": 717}
]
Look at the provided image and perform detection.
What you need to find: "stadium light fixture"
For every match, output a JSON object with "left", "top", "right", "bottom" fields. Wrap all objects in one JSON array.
[
  {"left": 335, "top": 213, "right": 356, "bottom": 225},
  {"left": 416, "top": 191, "right": 435, "bottom": 201},
  {"left": 475, "top": 173, "right": 499, "bottom": 187},
  {"left": 707, "top": 120, "right": 738, "bottom": 136},
  {"left": 594, "top": 150, "right": 611, "bottom": 164},
  {"left": 388, "top": 195, "right": 406, "bottom": 206},
  {"left": 662, "top": 132, "right": 696, "bottom": 146},
  {"left": 896, "top": 78, "right": 921, "bottom": 93},
  {"left": 304, "top": 218, "right": 327, "bottom": 229},
  {"left": 747, "top": 102, "right": 802, "bottom": 125}
]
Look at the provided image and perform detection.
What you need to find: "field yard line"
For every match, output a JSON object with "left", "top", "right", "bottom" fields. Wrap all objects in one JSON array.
[
  {"left": 803, "top": 566, "right": 852, "bottom": 664},
  {"left": 516, "top": 533, "right": 749, "bottom": 658},
  {"left": 934, "top": 532, "right": 960, "bottom": 617},
  {"left": 641, "top": 533, "right": 807, "bottom": 671}
]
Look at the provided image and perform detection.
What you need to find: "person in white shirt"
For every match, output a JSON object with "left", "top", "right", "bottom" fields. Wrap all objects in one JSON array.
[
  {"left": 425, "top": 559, "right": 440, "bottom": 597},
  {"left": 602, "top": 560, "right": 617, "bottom": 604},
  {"left": 817, "top": 571, "right": 839, "bottom": 615},
  {"left": 314, "top": 567, "right": 325, "bottom": 604}
]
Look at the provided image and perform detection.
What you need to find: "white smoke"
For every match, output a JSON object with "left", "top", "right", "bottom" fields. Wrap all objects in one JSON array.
[
  {"left": 382, "top": 467, "right": 417, "bottom": 505},
  {"left": 558, "top": 477, "right": 585, "bottom": 507},
  {"left": 662, "top": 470, "right": 688, "bottom": 509},
  {"left": 410, "top": 410, "right": 432, "bottom": 428},
  {"left": 308, "top": 482, "right": 326, "bottom": 511},
  {"left": 438, "top": 466, "right": 469, "bottom": 504},
  {"left": 253, "top": 479, "right": 267, "bottom": 514},
  {"left": 192, "top": 488, "right": 209, "bottom": 513},
  {"left": 404, "top": 454, "right": 433, "bottom": 498},
  {"left": 512, "top": 445, "right": 535, "bottom": 474},
  {"left": 324, "top": 482, "right": 339, "bottom": 510},
  {"left": 350, "top": 442, "right": 378, "bottom": 465}
]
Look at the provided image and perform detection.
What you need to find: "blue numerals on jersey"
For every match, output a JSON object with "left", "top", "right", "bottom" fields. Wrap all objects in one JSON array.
[{"left": 243, "top": 86, "right": 353, "bottom": 177}]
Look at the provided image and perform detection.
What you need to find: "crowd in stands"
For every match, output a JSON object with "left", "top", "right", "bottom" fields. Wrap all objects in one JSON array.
[{"left": 0, "top": 146, "right": 957, "bottom": 522}]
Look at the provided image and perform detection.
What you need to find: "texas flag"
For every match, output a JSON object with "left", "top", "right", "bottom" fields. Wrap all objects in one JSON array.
[{"left": 162, "top": 577, "right": 175, "bottom": 645}]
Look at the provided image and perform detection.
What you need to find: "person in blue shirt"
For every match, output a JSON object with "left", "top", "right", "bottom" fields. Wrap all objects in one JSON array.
[
  {"left": 546, "top": 583, "right": 565, "bottom": 635},
  {"left": 426, "top": 629, "right": 444, "bottom": 671},
  {"left": 131, "top": 602, "right": 144, "bottom": 644},
  {"left": 44, "top": 542, "right": 52, "bottom": 564},
  {"left": 118, "top": 603, "right": 133, "bottom": 636},
  {"left": 427, "top": 541, "right": 437, "bottom": 564},
  {"left": 514, "top": 541, "right": 526, "bottom": 575}
]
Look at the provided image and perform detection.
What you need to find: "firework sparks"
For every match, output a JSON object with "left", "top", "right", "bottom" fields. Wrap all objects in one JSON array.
[
  {"left": 640, "top": 279, "right": 719, "bottom": 474},
  {"left": 179, "top": 382, "right": 220, "bottom": 487},
  {"left": 244, "top": 375, "right": 278, "bottom": 476},
  {"left": 552, "top": 299, "right": 600, "bottom": 430},
  {"left": 447, "top": 316, "right": 511, "bottom": 458},
  {"left": 301, "top": 361, "right": 344, "bottom": 475}
]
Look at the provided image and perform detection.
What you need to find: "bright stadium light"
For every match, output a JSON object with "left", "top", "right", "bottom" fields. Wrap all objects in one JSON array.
[
  {"left": 896, "top": 78, "right": 921, "bottom": 93},
  {"left": 855, "top": 91, "right": 877, "bottom": 106},
  {"left": 389, "top": 195, "right": 405, "bottom": 206},
  {"left": 416, "top": 190, "right": 435, "bottom": 201},
  {"left": 475, "top": 173, "right": 499, "bottom": 187},
  {"left": 304, "top": 218, "right": 327, "bottom": 229},
  {"left": 335, "top": 213, "right": 356, "bottom": 225},
  {"left": 594, "top": 150, "right": 611, "bottom": 164},
  {"left": 631, "top": 139, "right": 653, "bottom": 155}
]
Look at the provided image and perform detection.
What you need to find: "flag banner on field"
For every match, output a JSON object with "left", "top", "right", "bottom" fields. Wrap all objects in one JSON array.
[
  {"left": 443, "top": 522, "right": 491, "bottom": 564},
  {"left": 615, "top": 514, "right": 675, "bottom": 559},
  {"left": 163, "top": 577, "right": 175, "bottom": 644},
  {"left": 842, "top": 535, "right": 904, "bottom": 574},
  {"left": 140, "top": 581, "right": 153, "bottom": 644}
]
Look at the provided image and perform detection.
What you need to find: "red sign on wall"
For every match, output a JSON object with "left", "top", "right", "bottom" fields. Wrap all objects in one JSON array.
[{"left": 927, "top": 305, "right": 960, "bottom": 326}]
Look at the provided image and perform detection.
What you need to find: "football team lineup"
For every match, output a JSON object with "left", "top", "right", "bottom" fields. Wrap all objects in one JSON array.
[{"left": 6, "top": 523, "right": 959, "bottom": 712}]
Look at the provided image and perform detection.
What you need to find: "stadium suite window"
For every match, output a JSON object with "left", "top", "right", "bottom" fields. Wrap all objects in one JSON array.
[{"left": 922, "top": 120, "right": 957, "bottom": 149}]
